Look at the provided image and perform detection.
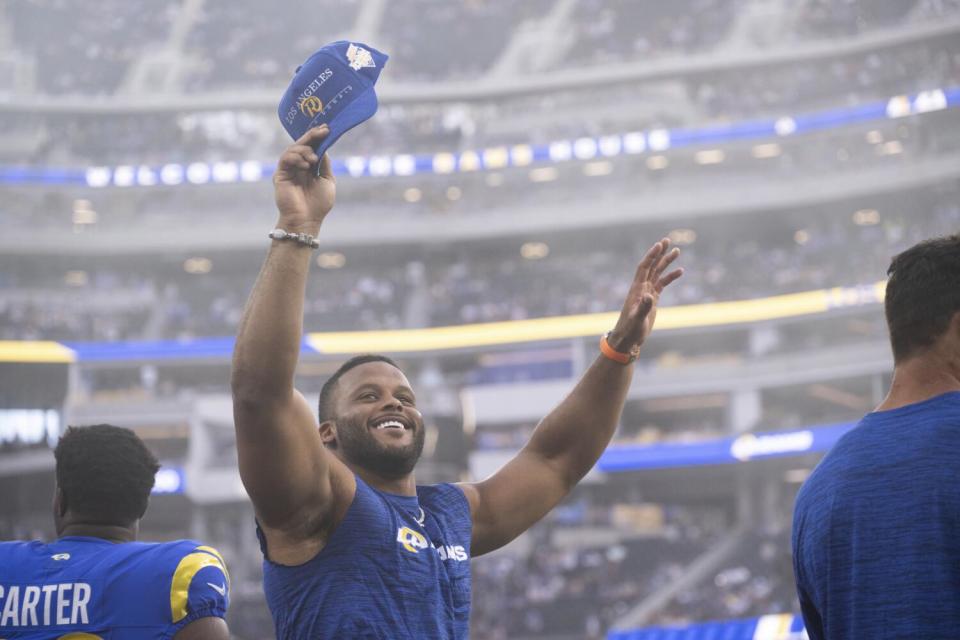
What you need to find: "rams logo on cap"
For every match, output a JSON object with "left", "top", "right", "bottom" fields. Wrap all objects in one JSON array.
[
  {"left": 346, "top": 43, "right": 376, "bottom": 71},
  {"left": 299, "top": 96, "right": 324, "bottom": 118},
  {"left": 396, "top": 527, "right": 429, "bottom": 554}
]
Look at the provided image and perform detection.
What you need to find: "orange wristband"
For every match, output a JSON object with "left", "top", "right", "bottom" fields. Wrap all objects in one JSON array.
[{"left": 600, "top": 332, "right": 639, "bottom": 365}]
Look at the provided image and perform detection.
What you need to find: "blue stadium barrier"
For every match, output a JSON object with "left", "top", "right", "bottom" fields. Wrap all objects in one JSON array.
[
  {"left": 608, "top": 613, "right": 806, "bottom": 640},
  {"left": 0, "top": 87, "right": 955, "bottom": 186},
  {"left": 598, "top": 421, "right": 855, "bottom": 472}
]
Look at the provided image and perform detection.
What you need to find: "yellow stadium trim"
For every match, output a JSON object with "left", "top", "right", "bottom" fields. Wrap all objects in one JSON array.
[
  {"left": 57, "top": 635, "right": 104, "bottom": 640},
  {"left": 0, "top": 341, "right": 75, "bottom": 363},
  {"left": 170, "top": 550, "right": 228, "bottom": 623},
  {"left": 307, "top": 282, "right": 886, "bottom": 354}
]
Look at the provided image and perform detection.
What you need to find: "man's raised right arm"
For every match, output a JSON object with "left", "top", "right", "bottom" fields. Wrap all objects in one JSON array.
[{"left": 230, "top": 126, "right": 341, "bottom": 533}]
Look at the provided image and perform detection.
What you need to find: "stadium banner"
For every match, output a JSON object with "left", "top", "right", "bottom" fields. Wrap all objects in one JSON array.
[
  {"left": 608, "top": 612, "right": 806, "bottom": 640},
  {"left": 598, "top": 422, "right": 854, "bottom": 472},
  {"left": 0, "top": 340, "right": 76, "bottom": 363},
  {"left": 0, "top": 87, "right": 956, "bottom": 187},
  {"left": 1, "top": 282, "right": 884, "bottom": 364}
]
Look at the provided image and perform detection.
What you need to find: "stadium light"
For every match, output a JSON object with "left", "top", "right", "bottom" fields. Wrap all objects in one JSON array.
[
  {"left": 852, "top": 209, "right": 880, "bottom": 225},
  {"left": 668, "top": 229, "right": 697, "bottom": 245},
  {"left": 240, "top": 161, "right": 263, "bottom": 182},
  {"left": 342, "top": 156, "right": 365, "bottom": 178},
  {"left": 647, "top": 129, "right": 670, "bottom": 151},
  {"left": 573, "top": 137, "right": 598, "bottom": 160},
  {"left": 646, "top": 155, "right": 669, "bottom": 170},
  {"left": 72, "top": 199, "right": 97, "bottom": 225},
  {"left": 510, "top": 144, "right": 534, "bottom": 167},
  {"left": 520, "top": 242, "right": 549, "bottom": 260},
  {"left": 368, "top": 155, "right": 393, "bottom": 177},
  {"left": 598, "top": 135, "right": 623, "bottom": 157},
  {"left": 529, "top": 167, "right": 558, "bottom": 182},
  {"left": 913, "top": 89, "right": 947, "bottom": 113},
  {"left": 458, "top": 151, "right": 480, "bottom": 172},
  {"left": 212, "top": 162, "right": 240, "bottom": 183},
  {"left": 784, "top": 468, "right": 812, "bottom": 483},
  {"left": 137, "top": 165, "right": 158, "bottom": 186},
  {"left": 84, "top": 166, "right": 111, "bottom": 188},
  {"left": 583, "top": 161, "right": 613, "bottom": 177},
  {"left": 774, "top": 117, "right": 797, "bottom": 136},
  {"left": 160, "top": 163, "right": 184, "bottom": 186},
  {"left": 403, "top": 187, "right": 422, "bottom": 203},
  {"left": 885, "top": 95, "right": 911, "bottom": 118},
  {"left": 183, "top": 257, "right": 213, "bottom": 274},
  {"left": 113, "top": 165, "right": 136, "bottom": 187},
  {"left": 485, "top": 172, "right": 504, "bottom": 187},
  {"left": 64, "top": 271, "right": 89, "bottom": 287},
  {"left": 186, "top": 163, "right": 211, "bottom": 185},
  {"left": 694, "top": 149, "right": 725, "bottom": 165},
  {"left": 393, "top": 154, "right": 417, "bottom": 176},
  {"left": 316, "top": 252, "right": 346, "bottom": 269},
  {"left": 548, "top": 141, "right": 572, "bottom": 162},
  {"left": 482, "top": 147, "right": 509, "bottom": 169},
  {"left": 623, "top": 132, "right": 646, "bottom": 154},
  {"left": 794, "top": 229, "right": 810, "bottom": 245},
  {"left": 751, "top": 143, "right": 781, "bottom": 159},
  {"left": 877, "top": 140, "right": 903, "bottom": 155},
  {"left": 432, "top": 153, "right": 457, "bottom": 174}
]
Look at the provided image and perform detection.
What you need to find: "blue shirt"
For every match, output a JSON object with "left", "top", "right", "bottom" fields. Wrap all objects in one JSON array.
[
  {"left": 259, "top": 475, "right": 473, "bottom": 639},
  {"left": 0, "top": 537, "right": 229, "bottom": 639},
  {"left": 793, "top": 391, "right": 960, "bottom": 640}
]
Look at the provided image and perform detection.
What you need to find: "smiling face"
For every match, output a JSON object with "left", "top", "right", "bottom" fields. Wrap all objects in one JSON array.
[{"left": 324, "top": 361, "right": 425, "bottom": 478}]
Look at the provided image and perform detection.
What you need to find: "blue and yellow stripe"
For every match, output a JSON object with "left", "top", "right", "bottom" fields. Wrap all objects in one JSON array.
[{"left": 0, "top": 282, "right": 885, "bottom": 363}]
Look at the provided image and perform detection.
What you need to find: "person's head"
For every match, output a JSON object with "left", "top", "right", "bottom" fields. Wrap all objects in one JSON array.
[
  {"left": 885, "top": 233, "right": 960, "bottom": 365},
  {"left": 53, "top": 424, "right": 160, "bottom": 536},
  {"left": 318, "top": 354, "right": 425, "bottom": 478}
]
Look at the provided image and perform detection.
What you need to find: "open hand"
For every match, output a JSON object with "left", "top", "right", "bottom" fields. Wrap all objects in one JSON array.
[
  {"left": 273, "top": 126, "right": 336, "bottom": 231},
  {"left": 608, "top": 238, "right": 683, "bottom": 352}
]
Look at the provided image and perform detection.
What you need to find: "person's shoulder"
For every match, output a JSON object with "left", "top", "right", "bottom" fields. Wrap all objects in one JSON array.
[
  {"left": 143, "top": 539, "right": 231, "bottom": 628},
  {"left": 418, "top": 481, "right": 465, "bottom": 501},
  {"left": 141, "top": 539, "right": 229, "bottom": 575},
  {"left": 418, "top": 482, "right": 471, "bottom": 518},
  {"left": 795, "top": 422, "right": 866, "bottom": 508},
  {"left": 0, "top": 539, "right": 43, "bottom": 563}
]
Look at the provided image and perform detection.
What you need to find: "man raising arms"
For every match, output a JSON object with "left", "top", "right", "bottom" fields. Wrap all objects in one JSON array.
[{"left": 231, "top": 126, "right": 683, "bottom": 638}]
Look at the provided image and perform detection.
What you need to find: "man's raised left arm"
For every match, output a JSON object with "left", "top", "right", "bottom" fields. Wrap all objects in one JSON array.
[{"left": 459, "top": 238, "right": 682, "bottom": 556}]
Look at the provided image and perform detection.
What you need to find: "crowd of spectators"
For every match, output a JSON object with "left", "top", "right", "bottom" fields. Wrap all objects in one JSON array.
[
  {"left": 470, "top": 503, "right": 727, "bottom": 639},
  {"left": 3, "top": 0, "right": 959, "bottom": 171},
  {"left": 691, "top": 35, "right": 960, "bottom": 121},
  {"left": 182, "top": 0, "right": 359, "bottom": 91},
  {"left": 6, "top": 0, "right": 179, "bottom": 95},
  {"left": 382, "top": 0, "right": 555, "bottom": 82},
  {"left": 1, "top": 189, "right": 955, "bottom": 343},
  {"left": 565, "top": 0, "right": 738, "bottom": 69},
  {"left": 10, "top": 0, "right": 958, "bottom": 98},
  {"left": 795, "top": 0, "right": 923, "bottom": 39},
  {"left": 4, "top": 31, "right": 957, "bottom": 169},
  {"left": 651, "top": 528, "right": 799, "bottom": 626}
]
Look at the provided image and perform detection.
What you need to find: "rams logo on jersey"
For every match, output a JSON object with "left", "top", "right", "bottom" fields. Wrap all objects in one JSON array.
[
  {"left": 299, "top": 96, "right": 323, "bottom": 118},
  {"left": 396, "top": 527, "right": 429, "bottom": 554}
]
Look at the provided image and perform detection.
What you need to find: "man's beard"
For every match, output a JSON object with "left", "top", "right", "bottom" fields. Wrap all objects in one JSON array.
[{"left": 335, "top": 413, "right": 425, "bottom": 478}]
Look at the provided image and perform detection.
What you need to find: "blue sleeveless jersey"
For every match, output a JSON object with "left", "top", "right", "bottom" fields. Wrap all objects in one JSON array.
[
  {"left": 0, "top": 537, "right": 229, "bottom": 639},
  {"left": 259, "top": 476, "right": 472, "bottom": 639}
]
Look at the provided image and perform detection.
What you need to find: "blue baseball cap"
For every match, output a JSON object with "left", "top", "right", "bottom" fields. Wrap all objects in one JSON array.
[{"left": 278, "top": 41, "right": 389, "bottom": 159}]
